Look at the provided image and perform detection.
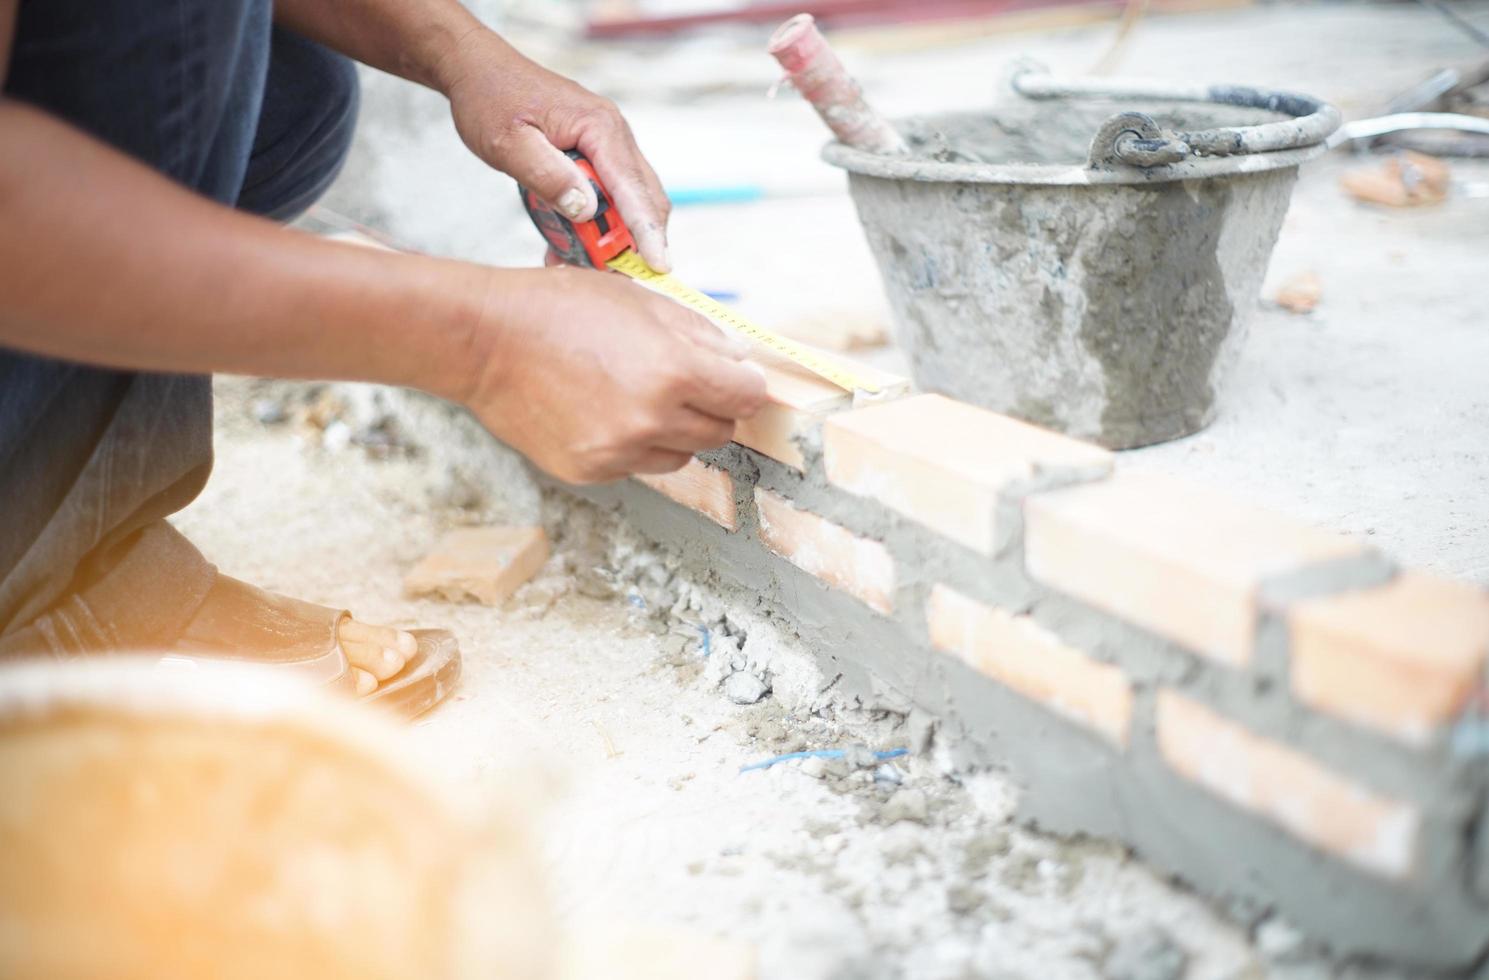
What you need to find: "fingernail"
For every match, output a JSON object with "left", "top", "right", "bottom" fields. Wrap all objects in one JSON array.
[
  {"left": 383, "top": 648, "right": 403, "bottom": 671},
  {"left": 355, "top": 671, "right": 376, "bottom": 696},
  {"left": 558, "top": 188, "right": 587, "bottom": 219},
  {"left": 396, "top": 630, "right": 417, "bottom": 654}
]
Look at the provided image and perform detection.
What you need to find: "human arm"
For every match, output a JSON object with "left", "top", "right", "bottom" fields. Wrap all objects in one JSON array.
[
  {"left": 0, "top": 91, "right": 764, "bottom": 481},
  {"left": 272, "top": 0, "right": 673, "bottom": 271}
]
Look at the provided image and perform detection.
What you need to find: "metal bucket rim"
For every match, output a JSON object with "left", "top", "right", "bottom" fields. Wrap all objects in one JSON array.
[{"left": 822, "top": 137, "right": 1327, "bottom": 186}]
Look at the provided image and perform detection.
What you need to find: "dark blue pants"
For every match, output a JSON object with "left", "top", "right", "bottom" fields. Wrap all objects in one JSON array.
[{"left": 0, "top": 0, "right": 359, "bottom": 649}]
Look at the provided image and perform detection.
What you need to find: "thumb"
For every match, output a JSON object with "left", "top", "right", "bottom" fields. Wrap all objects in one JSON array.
[
  {"left": 506, "top": 127, "right": 597, "bottom": 221},
  {"left": 684, "top": 318, "right": 752, "bottom": 361}
]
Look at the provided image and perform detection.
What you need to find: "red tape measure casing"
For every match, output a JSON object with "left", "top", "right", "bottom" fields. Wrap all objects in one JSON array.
[{"left": 518, "top": 150, "right": 636, "bottom": 269}]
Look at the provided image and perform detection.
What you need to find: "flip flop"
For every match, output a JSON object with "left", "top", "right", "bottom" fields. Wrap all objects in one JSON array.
[
  {"left": 168, "top": 574, "right": 461, "bottom": 718},
  {"left": 14, "top": 573, "right": 461, "bottom": 718}
]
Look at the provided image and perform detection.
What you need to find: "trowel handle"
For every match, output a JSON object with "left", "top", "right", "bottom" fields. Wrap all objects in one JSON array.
[{"left": 768, "top": 14, "right": 908, "bottom": 156}]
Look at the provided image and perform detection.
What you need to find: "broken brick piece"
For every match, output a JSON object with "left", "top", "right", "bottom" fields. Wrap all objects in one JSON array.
[
  {"left": 1272, "top": 271, "right": 1322, "bottom": 314},
  {"left": 403, "top": 526, "right": 550, "bottom": 606},
  {"left": 1339, "top": 151, "right": 1450, "bottom": 207}
]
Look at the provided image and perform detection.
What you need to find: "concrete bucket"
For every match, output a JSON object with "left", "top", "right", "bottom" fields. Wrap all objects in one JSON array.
[{"left": 824, "top": 70, "right": 1340, "bottom": 449}]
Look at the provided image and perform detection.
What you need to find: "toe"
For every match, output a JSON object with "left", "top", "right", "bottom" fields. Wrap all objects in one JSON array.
[
  {"left": 351, "top": 667, "right": 377, "bottom": 697},
  {"left": 342, "top": 639, "right": 406, "bottom": 682},
  {"left": 339, "top": 619, "right": 417, "bottom": 656}
]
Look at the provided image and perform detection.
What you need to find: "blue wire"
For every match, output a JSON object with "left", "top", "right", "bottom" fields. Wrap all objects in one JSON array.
[
  {"left": 739, "top": 747, "right": 908, "bottom": 773},
  {"left": 668, "top": 185, "right": 764, "bottom": 207}
]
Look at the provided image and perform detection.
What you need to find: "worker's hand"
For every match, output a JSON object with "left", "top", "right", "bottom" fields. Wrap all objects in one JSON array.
[
  {"left": 441, "top": 29, "right": 673, "bottom": 272},
  {"left": 463, "top": 267, "right": 768, "bottom": 484}
]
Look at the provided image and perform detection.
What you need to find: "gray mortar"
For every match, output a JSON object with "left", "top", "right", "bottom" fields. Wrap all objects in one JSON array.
[
  {"left": 825, "top": 101, "right": 1307, "bottom": 450},
  {"left": 554, "top": 444, "right": 1489, "bottom": 973}
]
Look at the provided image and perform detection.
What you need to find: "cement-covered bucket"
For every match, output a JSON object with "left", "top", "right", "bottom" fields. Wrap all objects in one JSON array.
[{"left": 824, "top": 71, "right": 1339, "bottom": 449}]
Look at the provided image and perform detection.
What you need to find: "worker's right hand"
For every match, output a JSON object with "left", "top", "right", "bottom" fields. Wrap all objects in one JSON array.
[{"left": 460, "top": 267, "right": 769, "bottom": 484}]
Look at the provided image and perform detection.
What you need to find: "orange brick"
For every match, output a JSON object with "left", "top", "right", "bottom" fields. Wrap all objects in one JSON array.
[
  {"left": 754, "top": 488, "right": 895, "bottom": 614},
  {"left": 1156, "top": 690, "right": 1419, "bottom": 879},
  {"left": 733, "top": 355, "right": 847, "bottom": 470},
  {"left": 636, "top": 458, "right": 738, "bottom": 531},
  {"left": 1289, "top": 571, "right": 1489, "bottom": 744},
  {"left": 733, "top": 345, "right": 906, "bottom": 470},
  {"left": 927, "top": 585, "right": 1133, "bottom": 746},
  {"left": 823, "top": 394, "right": 1111, "bottom": 555},
  {"left": 403, "top": 526, "right": 549, "bottom": 605},
  {"left": 1024, "top": 472, "right": 1369, "bottom": 667}
]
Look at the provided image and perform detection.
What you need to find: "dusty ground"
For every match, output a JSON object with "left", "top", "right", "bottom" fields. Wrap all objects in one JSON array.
[
  {"left": 176, "top": 380, "right": 1348, "bottom": 980},
  {"left": 176, "top": 2, "right": 1489, "bottom": 977}
]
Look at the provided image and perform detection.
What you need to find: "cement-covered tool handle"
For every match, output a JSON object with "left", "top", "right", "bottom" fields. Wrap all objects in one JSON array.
[{"left": 1012, "top": 71, "right": 1341, "bottom": 169}]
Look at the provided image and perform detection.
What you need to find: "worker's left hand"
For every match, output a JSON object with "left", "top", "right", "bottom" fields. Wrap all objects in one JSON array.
[{"left": 442, "top": 29, "right": 673, "bottom": 272}]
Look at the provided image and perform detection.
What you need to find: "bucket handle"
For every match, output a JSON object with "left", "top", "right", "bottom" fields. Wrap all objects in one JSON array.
[{"left": 1010, "top": 70, "right": 1341, "bottom": 169}]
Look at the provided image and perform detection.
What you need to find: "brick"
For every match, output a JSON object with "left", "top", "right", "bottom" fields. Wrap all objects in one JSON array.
[
  {"left": 1024, "top": 472, "right": 1371, "bottom": 667},
  {"left": 926, "top": 585, "right": 1133, "bottom": 746},
  {"left": 1156, "top": 690, "right": 1419, "bottom": 879},
  {"left": 403, "top": 526, "right": 549, "bottom": 605},
  {"left": 733, "top": 345, "right": 906, "bottom": 470},
  {"left": 823, "top": 394, "right": 1111, "bottom": 555},
  {"left": 1288, "top": 571, "right": 1489, "bottom": 744},
  {"left": 754, "top": 488, "right": 894, "bottom": 614},
  {"left": 636, "top": 458, "right": 738, "bottom": 531},
  {"left": 733, "top": 354, "right": 847, "bottom": 470}
]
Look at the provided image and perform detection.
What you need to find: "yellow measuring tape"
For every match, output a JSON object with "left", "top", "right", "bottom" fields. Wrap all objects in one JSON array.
[{"left": 606, "top": 250, "right": 882, "bottom": 395}]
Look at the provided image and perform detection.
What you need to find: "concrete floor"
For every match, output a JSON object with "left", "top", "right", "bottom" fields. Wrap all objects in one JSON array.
[{"left": 186, "top": 3, "right": 1489, "bottom": 976}]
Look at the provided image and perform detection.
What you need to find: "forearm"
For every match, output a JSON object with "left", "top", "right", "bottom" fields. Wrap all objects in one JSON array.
[
  {"left": 271, "top": 0, "right": 503, "bottom": 94},
  {"left": 0, "top": 99, "right": 493, "bottom": 400}
]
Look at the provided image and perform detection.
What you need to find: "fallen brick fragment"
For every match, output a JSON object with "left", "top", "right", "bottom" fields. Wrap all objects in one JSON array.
[
  {"left": 403, "top": 526, "right": 549, "bottom": 605},
  {"left": 1272, "top": 271, "right": 1322, "bottom": 314},
  {"left": 1339, "top": 150, "right": 1450, "bottom": 207}
]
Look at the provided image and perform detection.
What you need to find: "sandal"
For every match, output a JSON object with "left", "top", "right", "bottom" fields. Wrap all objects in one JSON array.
[{"left": 164, "top": 574, "right": 462, "bottom": 718}]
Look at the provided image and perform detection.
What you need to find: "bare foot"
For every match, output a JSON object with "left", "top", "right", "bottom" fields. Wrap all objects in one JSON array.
[{"left": 337, "top": 619, "right": 417, "bottom": 696}]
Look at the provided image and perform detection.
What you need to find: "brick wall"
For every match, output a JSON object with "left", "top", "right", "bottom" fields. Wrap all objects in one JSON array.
[{"left": 559, "top": 351, "right": 1489, "bottom": 972}]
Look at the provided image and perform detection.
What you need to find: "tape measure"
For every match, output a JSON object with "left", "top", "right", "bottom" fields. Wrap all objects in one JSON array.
[{"left": 520, "top": 151, "right": 882, "bottom": 395}]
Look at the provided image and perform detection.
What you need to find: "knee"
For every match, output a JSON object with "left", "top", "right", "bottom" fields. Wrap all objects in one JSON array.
[
  {"left": 307, "top": 48, "right": 360, "bottom": 172},
  {"left": 237, "top": 32, "right": 361, "bottom": 220}
]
